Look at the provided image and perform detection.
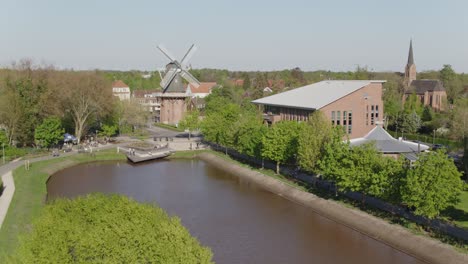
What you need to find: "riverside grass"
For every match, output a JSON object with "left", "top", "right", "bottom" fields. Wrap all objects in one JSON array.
[{"left": 0, "top": 150, "right": 126, "bottom": 260}]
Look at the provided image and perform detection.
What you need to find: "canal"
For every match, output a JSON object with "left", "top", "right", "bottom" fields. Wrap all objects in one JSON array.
[{"left": 47, "top": 159, "right": 424, "bottom": 264}]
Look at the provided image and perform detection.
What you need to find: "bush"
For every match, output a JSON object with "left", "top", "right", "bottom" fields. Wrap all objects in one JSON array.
[
  {"left": 12, "top": 194, "right": 213, "bottom": 263},
  {"left": 3, "top": 147, "right": 27, "bottom": 160}
]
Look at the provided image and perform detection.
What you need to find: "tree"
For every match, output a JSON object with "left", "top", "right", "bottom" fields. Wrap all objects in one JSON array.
[
  {"left": 98, "top": 124, "right": 118, "bottom": 138},
  {"left": 451, "top": 98, "right": 468, "bottom": 140},
  {"left": 297, "top": 111, "right": 332, "bottom": 173},
  {"left": 0, "top": 87, "right": 23, "bottom": 145},
  {"left": 13, "top": 194, "right": 213, "bottom": 263},
  {"left": 403, "top": 92, "right": 423, "bottom": 115},
  {"left": 397, "top": 111, "right": 421, "bottom": 135},
  {"left": 401, "top": 150, "right": 463, "bottom": 218},
  {"left": 57, "top": 72, "right": 113, "bottom": 143},
  {"left": 440, "top": 64, "right": 462, "bottom": 103},
  {"left": 179, "top": 109, "right": 200, "bottom": 140},
  {"left": 201, "top": 102, "right": 240, "bottom": 154},
  {"left": 317, "top": 126, "right": 349, "bottom": 187},
  {"left": 34, "top": 117, "right": 64, "bottom": 149},
  {"left": 262, "top": 121, "right": 303, "bottom": 174},
  {"left": 242, "top": 74, "right": 251, "bottom": 90},
  {"left": 421, "top": 106, "right": 433, "bottom": 122},
  {"left": 233, "top": 109, "right": 267, "bottom": 158}
]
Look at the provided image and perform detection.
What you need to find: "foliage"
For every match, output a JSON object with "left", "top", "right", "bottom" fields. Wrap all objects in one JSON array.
[
  {"left": 34, "top": 117, "right": 64, "bottom": 148},
  {"left": 297, "top": 111, "right": 332, "bottom": 173},
  {"left": 440, "top": 64, "right": 462, "bottom": 103},
  {"left": 317, "top": 126, "right": 349, "bottom": 183},
  {"left": 0, "top": 130, "right": 7, "bottom": 146},
  {"left": 179, "top": 109, "right": 200, "bottom": 139},
  {"left": 233, "top": 109, "right": 267, "bottom": 158},
  {"left": 397, "top": 111, "right": 421, "bottom": 134},
  {"left": 201, "top": 100, "right": 240, "bottom": 151},
  {"left": 403, "top": 93, "right": 423, "bottom": 115},
  {"left": 401, "top": 150, "right": 463, "bottom": 218},
  {"left": 451, "top": 98, "right": 468, "bottom": 140},
  {"left": 12, "top": 194, "right": 213, "bottom": 263},
  {"left": 98, "top": 124, "right": 118, "bottom": 138},
  {"left": 261, "top": 121, "right": 303, "bottom": 174},
  {"left": 421, "top": 106, "right": 433, "bottom": 123}
]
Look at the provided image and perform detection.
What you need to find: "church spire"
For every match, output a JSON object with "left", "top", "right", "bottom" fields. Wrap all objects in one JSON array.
[
  {"left": 407, "top": 39, "right": 414, "bottom": 65},
  {"left": 404, "top": 39, "right": 417, "bottom": 87}
]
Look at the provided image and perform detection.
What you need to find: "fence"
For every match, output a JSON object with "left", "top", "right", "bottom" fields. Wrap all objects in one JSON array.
[{"left": 204, "top": 141, "right": 468, "bottom": 242}]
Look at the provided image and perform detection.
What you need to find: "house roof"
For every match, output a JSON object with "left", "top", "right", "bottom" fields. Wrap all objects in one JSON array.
[
  {"left": 133, "top": 89, "right": 160, "bottom": 98},
  {"left": 187, "top": 82, "right": 217, "bottom": 94},
  {"left": 349, "top": 126, "right": 430, "bottom": 153},
  {"left": 112, "top": 80, "right": 129, "bottom": 88},
  {"left": 252, "top": 80, "right": 385, "bottom": 110},
  {"left": 406, "top": 79, "right": 446, "bottom": 94}
]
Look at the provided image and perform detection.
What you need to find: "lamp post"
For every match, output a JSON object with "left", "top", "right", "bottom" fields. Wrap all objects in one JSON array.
[
  {"left": 433, "top": 129, "right": 436, "bottom": 145},
  {"left": 2, "top": 143, "right": 5, "bottom": 164}
]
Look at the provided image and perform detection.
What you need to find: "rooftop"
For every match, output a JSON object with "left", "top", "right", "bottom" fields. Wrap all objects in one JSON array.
[
  {"left": 187, "top": 82, "right": 217, "bottom": 94},
  {"left": 349, "top": 126, "right": 430, "bottom": 153},
  {"left": 406, "top": 79, "right": 446, "bottom": 94},
  {"left": 252, "top": 80, "right": 385, "bottom": 110},
  {"left": 112, "top": 80, "right": 129, "bottom": 88}
]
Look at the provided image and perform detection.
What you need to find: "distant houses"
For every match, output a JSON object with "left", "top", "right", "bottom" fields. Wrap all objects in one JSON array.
[
  {"left": 186, "top": 82, "right": 217, "bottom": 98},
  {"left": 252, "top": 80, "right": 386, "bottom": 139},
  {"left": 112, "top": 80, "right": 131, "bottom": 101}
]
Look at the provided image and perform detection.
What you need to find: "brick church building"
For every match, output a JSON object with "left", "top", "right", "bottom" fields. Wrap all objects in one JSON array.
[{"left": 402, "top": 40, "right": 447, "bottom": 111}]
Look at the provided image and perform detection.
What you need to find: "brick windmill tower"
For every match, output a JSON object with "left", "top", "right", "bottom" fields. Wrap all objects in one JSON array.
[{"left": 157, "top": 44, "right": 200, "bottom": 125}]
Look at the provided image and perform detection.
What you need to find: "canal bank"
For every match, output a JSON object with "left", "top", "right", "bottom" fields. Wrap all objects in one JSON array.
[
  {"left": 197, "top": 152, "right": 468, "bottom": 264},
  {"left": 0, "top": 150, "right": 126, "bottom": 258}
]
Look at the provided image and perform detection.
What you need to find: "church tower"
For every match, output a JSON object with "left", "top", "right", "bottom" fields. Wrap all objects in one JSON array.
[{"left": 404, "top": 39, "right": 417, "bottom": 87}]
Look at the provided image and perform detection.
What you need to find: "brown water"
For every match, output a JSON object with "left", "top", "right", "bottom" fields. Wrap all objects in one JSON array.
[{"left": 47, "top": 159, "right": 425, "bottom": 264}]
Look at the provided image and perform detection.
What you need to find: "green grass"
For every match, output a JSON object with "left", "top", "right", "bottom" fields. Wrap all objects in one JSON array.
[
  {"left": 442, "top": 191, "right": 468, "bottom": 229},
  {"left": 0, "top": 149, "right": 125, "bottom": 260},
  {"left": 154, "top": 123, "right": 185, "bottom": 132}
]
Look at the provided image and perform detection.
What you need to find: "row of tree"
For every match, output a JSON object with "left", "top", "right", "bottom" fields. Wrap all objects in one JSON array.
[
  {"left": 191, "top": 92, "right": 463, "bottom": 219},
  {"left": 0, "top": 61, "right": 150, "bottom": 150}
]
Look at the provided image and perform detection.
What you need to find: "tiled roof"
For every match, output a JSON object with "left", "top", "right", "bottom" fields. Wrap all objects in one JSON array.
[
  {"left": 112, "top": 80, "right": 129, "bottom": 88},
  {"left": 187, "top": 82, "right": 217, "bottom": 94},
  {"left": 406, "top": 79, "right": 445, "bottom": 94},
  {"left": 349, "top": 126, "right": 430, "bottom": 153},
  {"left": 252, "top": 80, "right": 385, "bottom": 110}
]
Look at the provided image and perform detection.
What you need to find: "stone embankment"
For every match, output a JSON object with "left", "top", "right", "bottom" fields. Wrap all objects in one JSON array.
[{"left": 198, "top": 152, "right": 468, "bottom": 264}]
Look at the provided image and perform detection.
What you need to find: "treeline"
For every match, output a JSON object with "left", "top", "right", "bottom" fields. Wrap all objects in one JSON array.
[
  {"left": 190, "top": 91, "right": 463, "bottom": 219},
  {"left": 0, "top": 61, "right": 149, "bottom": 151}
]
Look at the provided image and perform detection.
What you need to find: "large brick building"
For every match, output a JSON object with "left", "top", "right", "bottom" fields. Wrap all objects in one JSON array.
[
  {"left": 403, "top": 40, "right": 447, "bottom": 111},
  {"left": 252, "top": 80, "right": 385, "bottom": 139}
]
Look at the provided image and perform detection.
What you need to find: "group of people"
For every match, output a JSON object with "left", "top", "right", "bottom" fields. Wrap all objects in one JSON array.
[{"left": 128, "top": 148, "right": 136, "bottom": 156}]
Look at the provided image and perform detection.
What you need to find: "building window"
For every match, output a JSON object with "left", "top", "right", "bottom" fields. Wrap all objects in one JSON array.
[
  {"left": 370, "top": 105, "right": 375, "bottom": 125},
  {"left": 331, "top": 111, "right": 335, "bottom": 125},
  {"left": 348, "top": 111, "right": 352, "bottom": 134},
  {"left": 375, "top": 105, "right": 379, "bottom": 119},
  {"left": 366, "top": 105, "right": 369, "bottom": 126},
  {"left": 343, "top": 111, "right": 347, "bottom": 126},
  {"left": 336, "top": 111, "right": 341, "bottom": 125}
]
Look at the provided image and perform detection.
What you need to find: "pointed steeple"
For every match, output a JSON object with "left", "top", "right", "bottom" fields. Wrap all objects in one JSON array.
[
  {"left": 407, "top": 39, "right": 414, "bottom": 65},
  {"left": 404, "top": 39, "right": 417, "bottom": 87}
]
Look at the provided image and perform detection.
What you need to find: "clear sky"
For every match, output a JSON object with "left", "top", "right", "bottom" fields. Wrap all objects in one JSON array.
[{"left": 1, "top": 0, "right": 467, "bottom": 72}]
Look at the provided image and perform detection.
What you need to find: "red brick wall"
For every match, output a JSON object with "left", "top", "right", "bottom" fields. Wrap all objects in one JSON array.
[
  {"left": 320, "top": 83, "right": 383, "bottom": 139},
  {"left": 160, "top": 97, "right": 187, "bottom": 125}
]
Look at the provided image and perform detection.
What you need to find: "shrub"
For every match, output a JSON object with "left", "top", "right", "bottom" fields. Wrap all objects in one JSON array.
[{"left": 12, "top": 194, "right": 213, "bottom": 263}]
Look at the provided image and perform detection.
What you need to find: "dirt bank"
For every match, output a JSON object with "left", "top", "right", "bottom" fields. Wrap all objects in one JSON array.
[{"left": 198, "top": 152, "right": 468, "bottom": 264}]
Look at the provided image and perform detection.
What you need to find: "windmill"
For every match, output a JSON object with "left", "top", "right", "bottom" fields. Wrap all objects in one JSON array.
[{"left": 157, "top": 44, "right": 200, "bottom": 93}]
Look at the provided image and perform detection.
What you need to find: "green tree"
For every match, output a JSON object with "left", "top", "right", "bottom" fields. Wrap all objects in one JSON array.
[
  {"left": 397, "top": 111, "right": 421, "bottom": 135},
  {"left": 297, "top": 111, "right": 332, "bottom": 173},
  {"left": 179, "top": 109, "right": 200, "bottom": 140},
  {"left": 233, "top": 109, "right": 267, "bottom": 158},
  {"left": 317, "top": 126, "right": 349, "bottom": 188},
  {"left": 98, "top": 124, "right": 118, "bottom": 138},
  {"left": 451, "top": 98, "right": 468, "bottom": 140},
  {"left": 262, "top": 121, "right": 303, "bottom": 174},
  {"left": 440, "top": 64, "right": 462, "bottom": 103},
  {"left": 201, "top": 102, "right": 240, "bottom": 154},
  {"left": 13, "top": 194, "right": 213, "bottom": 263},
  {"left": 401, "top": 150, "right": 463, "bottom": 218},
  {"left": 34, "top": 117, "right": 64, "bottom": 149},
  {"left": 242, "top": 74, "right": 251, "bottom": 90},
  {"left": 421, "top": 106, "right": 433, "bottom": 122},
  {"left": 403, "top": 92, "right": 423, "bottom": 115}
]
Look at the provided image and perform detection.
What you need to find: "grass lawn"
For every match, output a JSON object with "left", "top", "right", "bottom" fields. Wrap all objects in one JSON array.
[
  {"left": 0, "top": 149, "right": 125, "bottom": 260},
  {"left": 443, "top": 190, "right": 468, "bottom": 229}
]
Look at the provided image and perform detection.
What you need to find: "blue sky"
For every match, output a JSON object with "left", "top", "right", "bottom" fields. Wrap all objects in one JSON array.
[{"left": 1, "top": 0, "right": 467, "bottom": 72}]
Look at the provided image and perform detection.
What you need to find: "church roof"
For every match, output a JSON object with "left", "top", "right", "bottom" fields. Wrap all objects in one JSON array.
[
  {"left": 407, "top": 40, "right": 415, "bottom": 65},
  {"left": 349, "top": 126, "right": 430, "bottom": 153},
  {"left": 406, "top": 79, "right": 446, "bottom": 94}
]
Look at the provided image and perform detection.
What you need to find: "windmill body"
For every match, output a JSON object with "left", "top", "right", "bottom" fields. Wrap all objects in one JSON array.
[{"left": 157, "top": 44, "right": 200, "bottom": 125}]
